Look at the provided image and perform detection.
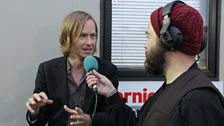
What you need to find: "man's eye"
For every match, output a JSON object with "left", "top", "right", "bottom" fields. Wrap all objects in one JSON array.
[
  {"left": 146, "top": 34, "right": 149, "bottom": 38},
  {"left": 80, "top": 34, "right": 86, "bottom": 38},
  {"left": 90, "top": 34, "right": 96, "bottom": 38}
]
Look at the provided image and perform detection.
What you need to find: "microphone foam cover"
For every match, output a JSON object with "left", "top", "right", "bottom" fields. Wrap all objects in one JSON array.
[{"left": 83, "top": 55, "right": 99, "bottom": 72}]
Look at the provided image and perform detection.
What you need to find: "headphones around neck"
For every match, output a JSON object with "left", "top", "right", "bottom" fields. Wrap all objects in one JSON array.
[{"left": 160, "top": 0, "right": 206, "bottom": 53}]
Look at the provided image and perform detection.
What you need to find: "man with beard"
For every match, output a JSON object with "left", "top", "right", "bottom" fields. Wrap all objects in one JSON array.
[{"left": 86, "top": 1, "right": 224, "bottom": 126}]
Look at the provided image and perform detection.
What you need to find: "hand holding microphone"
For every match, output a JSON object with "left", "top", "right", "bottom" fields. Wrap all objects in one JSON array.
[
  {"left": 84, "top": 55, "right": 116, "bottom": 97},
  {"left": 84, "top": 55, "right": 99, "bottom": 92},
  {"left": 86, "top": 70, "right": 116, "bottom": 97},
  {"left": 84, "top": 55, "right": 116, "bottom": 96}
]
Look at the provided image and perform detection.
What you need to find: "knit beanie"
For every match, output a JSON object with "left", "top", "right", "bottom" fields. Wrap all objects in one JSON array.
[{"left": 150, "top": 2, "right": 204, "bottom": 55}]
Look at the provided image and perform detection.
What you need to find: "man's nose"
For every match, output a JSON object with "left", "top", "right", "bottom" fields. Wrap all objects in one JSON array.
[{"left": 86, "top": 36, "right": 92, "bottom": 44}]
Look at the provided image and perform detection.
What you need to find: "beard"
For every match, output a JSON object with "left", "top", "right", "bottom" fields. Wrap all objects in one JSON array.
[{"left": 144, "top": 43, "right": 165, "bottom": 75}]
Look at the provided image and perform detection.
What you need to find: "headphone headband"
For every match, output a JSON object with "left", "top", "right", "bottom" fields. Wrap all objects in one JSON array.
[
  {"left": 160, "top": 1, "right": 185, "bottom": 51},
  {"left": 162, "top": 1, "right": 185, "bottom": 17}
]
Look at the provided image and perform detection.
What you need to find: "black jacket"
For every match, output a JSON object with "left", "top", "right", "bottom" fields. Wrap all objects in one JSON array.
[
  {"left": 26, "top": 56, "right": 119, "bottom": 126},
  {"left": 106, "top": 63, "right": 224, "bottom": 126}
]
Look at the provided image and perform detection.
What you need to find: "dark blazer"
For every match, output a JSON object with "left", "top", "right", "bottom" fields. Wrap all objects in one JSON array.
[{"left": 26, "top": 56, "right": 119, "bottom": 126}]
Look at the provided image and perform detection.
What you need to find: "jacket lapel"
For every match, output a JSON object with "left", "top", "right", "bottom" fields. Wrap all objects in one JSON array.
[{"left": 53, "top": 57, "right": 68, "bottom": 106}]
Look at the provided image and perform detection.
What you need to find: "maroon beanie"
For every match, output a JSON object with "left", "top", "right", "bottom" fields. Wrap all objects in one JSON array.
[{"left": 150, "top": 3, "right": 204, "bottom": 55}]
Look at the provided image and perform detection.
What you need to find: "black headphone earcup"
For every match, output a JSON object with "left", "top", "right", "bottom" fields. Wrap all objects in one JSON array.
[
  {"left": 161, "top": 26, "right": 183, "bottom": 51},
  {"left": 160, "top": 1, "right": 185, "bottom": 51},
  {"left": 200, "top": 38, "right": 207, "bottom": 53}
]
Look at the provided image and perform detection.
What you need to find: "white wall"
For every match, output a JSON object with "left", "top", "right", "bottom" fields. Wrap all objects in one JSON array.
[
  {"left": 0, "top": 0, "right": 223, "bottom": 126},
  {"left": 0, "top": 0, "right": 99, "bottom": 125}
]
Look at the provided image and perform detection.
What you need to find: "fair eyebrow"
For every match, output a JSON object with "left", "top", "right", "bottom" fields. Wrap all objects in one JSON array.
[{"left": 80, "top": 32, "right": 97, "bottom": 35}]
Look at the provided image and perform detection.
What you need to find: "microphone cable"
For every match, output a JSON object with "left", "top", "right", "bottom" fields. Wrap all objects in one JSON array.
[{"left": 90, "top": 91, "right": 98, "bottom": 126}]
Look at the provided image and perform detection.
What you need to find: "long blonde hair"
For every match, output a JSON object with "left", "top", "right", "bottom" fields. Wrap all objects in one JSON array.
[{"left": 59, "top": 11, "right": 98, "bottom": 56}]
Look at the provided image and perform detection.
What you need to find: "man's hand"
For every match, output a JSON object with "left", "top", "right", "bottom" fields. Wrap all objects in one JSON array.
[
  {"left": 64, "top": 105, "right": 91, "bottom": 126},
  {"left": 26, "top": 92, "right": 53, "bottom": 115},
  {"left": 86, "top": 70, "right": 116, "bottom": 97}
]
